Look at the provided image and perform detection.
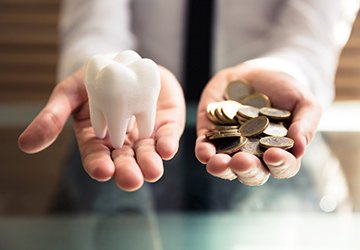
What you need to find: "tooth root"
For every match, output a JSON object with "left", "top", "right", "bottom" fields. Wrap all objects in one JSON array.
[
  {"left": 105, "top": 111, "right": 129, "bottom": 149},
  {"left": 90, "top": 106, "right": 107, "bottom": 139},
  {"left": 127, "top": 115, "right": 135, "bottom": 132},
  {"left": 135, "top": 111, "right": 155, "bottom": 139}
]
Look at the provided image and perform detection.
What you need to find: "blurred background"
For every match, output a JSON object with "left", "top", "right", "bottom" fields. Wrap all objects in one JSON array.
[{"left": 0, "top": 0, "right": 360, "bottom": 215}]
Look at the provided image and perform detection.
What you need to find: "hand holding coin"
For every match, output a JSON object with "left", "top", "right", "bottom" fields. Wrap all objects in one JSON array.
[{"left": 195, "top": 67, "right": 322, "bottom": 186}]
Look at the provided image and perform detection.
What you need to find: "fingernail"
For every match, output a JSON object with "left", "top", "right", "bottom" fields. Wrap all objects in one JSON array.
[
  {"left": 219, "top": 169, "right": 238, "bottom": 181},
  {"left": 269, "top": 160, "right": 284, "bottom": 167},
  {"left": 302, "top": 136, "right": 308, "bottom": 147},
  {"left": 237, "top": 169, "right": 270, "bottom": 186}
]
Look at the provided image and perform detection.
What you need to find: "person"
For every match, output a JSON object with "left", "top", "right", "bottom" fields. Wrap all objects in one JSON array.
[{"left": 18, "top": 0, "right": 359, "bottom": 212}]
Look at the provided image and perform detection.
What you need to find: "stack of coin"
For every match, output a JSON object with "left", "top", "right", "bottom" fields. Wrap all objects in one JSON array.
[{"left": 206, "top": 80, "right": 294, "bottom": 158}]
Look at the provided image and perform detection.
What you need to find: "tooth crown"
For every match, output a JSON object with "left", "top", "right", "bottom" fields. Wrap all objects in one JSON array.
[{"left": 84, "top": 50, "right": 161, "bottom": 148}]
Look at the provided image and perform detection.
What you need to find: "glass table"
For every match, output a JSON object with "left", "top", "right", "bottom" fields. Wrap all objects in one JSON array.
[{"left": 1, "top": 212, "right": 359, "bottom": 250}]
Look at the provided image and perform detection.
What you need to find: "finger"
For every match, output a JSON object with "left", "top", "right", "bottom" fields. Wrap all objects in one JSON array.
[
  {"left": 288, "top": 99, "right": 322, "bottom": 158},
  {"left": 263, "top": 148, "right": 300, "bottom": 179},
  {"left": 18, "top": 69, "right": 87, "bottom": 153},
  {"left": 18, "top": 106, "right": 69, "bottom": 154},
  {"left": 135, "top": 138, "right": 164, "bottom": 183},
  {"left": 155, "top": 66, "right": 186, "bottom": 159},
  {"left": 229, "top": 152, "right": 270, "bottom": 186},
  {"left": 195, "top": 70, "right": 237, "bottom": 164},
  {"left": 206, "top": 153, "right": 235, "bottom": 180},
  {"left": 112, "top": 145, "right": 144, "bottom": 192},
  {"left": 155, "top": 121, "right": 182, "bottom": 160},
  {"left": 72, "top": 120, "right": 115, "bottom": 181},
  {"left": 195, "top": 134, "right": 216, "bottom": 164},
  {"left": 194, "top": 97, "right": 216, "bottom": 164},
  {"left": 260, "top": 97, "right": 320, "bottom": 180}
]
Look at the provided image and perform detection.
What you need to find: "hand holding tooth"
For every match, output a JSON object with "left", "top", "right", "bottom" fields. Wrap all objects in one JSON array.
[
  {"left": 85, "top": 50, "right": 161, "bottom": 148},
  {"left": 18, "top": 50, "right": 185, "bottom": 191}
]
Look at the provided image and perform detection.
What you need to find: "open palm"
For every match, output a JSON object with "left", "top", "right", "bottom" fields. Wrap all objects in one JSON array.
[
  {"left": 195, "top": 65, "right": 322, "bottom": 186},
  {"left": 18, "top": 66, "right": 186, "bottom": 191}
]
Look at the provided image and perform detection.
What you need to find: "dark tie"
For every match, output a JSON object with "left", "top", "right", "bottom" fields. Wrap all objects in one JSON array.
[
  {"left": 183, "top": 0, "right": 215, "bottom": 210},
  {"left": 183, "top": 0, "right": 214, "bottom": 101}
]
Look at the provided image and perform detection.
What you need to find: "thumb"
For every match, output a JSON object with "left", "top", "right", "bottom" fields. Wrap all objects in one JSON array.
[
  {"left": 287, "top": 99, "right": 322, "bottom": 158},
  {"left": 18, "top": 69, "right": 86, "bottom": 153}
]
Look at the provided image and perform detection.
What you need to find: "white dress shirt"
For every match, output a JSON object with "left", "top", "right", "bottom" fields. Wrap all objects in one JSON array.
[{"left": 58, "top": 0, "right": 359, "bottom": 107}]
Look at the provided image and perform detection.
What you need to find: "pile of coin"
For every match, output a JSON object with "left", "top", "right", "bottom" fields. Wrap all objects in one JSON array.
[{"left": 206, "top": 80, "right": 294, "bottom": 157}]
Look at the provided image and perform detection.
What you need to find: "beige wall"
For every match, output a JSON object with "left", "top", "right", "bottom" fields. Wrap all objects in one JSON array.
[
  {"left": 0, "top": 0, "right": 59, "bottom": 102},
  {"left": 0, "top": 0, "right": 70, "bottom": 215}
]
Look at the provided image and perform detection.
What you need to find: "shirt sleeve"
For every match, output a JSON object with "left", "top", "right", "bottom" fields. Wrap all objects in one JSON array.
[
  {"left": 243, "top": 0, "right": 360, "bottom": 108},
  {"left": 57, "top": 0, "right": 135, "bottom": 81}
]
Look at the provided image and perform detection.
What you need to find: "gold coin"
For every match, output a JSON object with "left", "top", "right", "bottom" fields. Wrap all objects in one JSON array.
[
  {"left": 221, "top": 100, "right": 242, "bottom": 121},
  {"left": 206, "top": 102, "right": 220, "bottom": 123},
  {"left": 209, "top": 132, "right": 241, "bottom": 140},
  {"left": 240, "top": 138, "right": 264, "bottom": 157},
  {"left": 219, "top": 129, "right": 241, "bottom": 134},
  {"left": 235, "top": 114, "right": 248, "bottom": 125},
  {"left": 259, "top": 107, "right": 291, "bottom": 120},
  {"left": 215, "top": 107, "right": 237, "bottom": 125},
  {"left": 214, "top": 125, "right": 240, "bottom": 130},
  {"left": 216, "top": 136, "right": 248, "bottom": 154},
  {"left": 206, "top": 127, "right": 241, "bottom": 140},
  {"left": 205, "top": 130, "right": 221, "bottom": 139},
  {"left": 214, "top": 106, "right": 228, "bottom": 123},
  {"left": 224, "top": 80, "right": 254, "bottom": 102},
  {"left": 263, "top": 122, "right": 288, "bottom": 137},
  {"left": 207, "top": 80, "right": 295, "bottom": 160},
  {"left": 240, "top": 116, "right": 269, "bottom": 137},
  {"left": 241, "top": 93, "right": 271, "bottom": 108},
  {"left": 210, "top": 101, "right": 238, "bottom": 124},
  {"left": 237, "top": 105, "right": 259, "bottom": 119},
  {"left": 259, "top": 136, "right": 294, "bottom": 150}
]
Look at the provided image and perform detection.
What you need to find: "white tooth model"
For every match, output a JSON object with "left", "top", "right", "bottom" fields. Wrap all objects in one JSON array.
[{"left": 84, "top": 50, "right": 161, "bottom": 148}]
